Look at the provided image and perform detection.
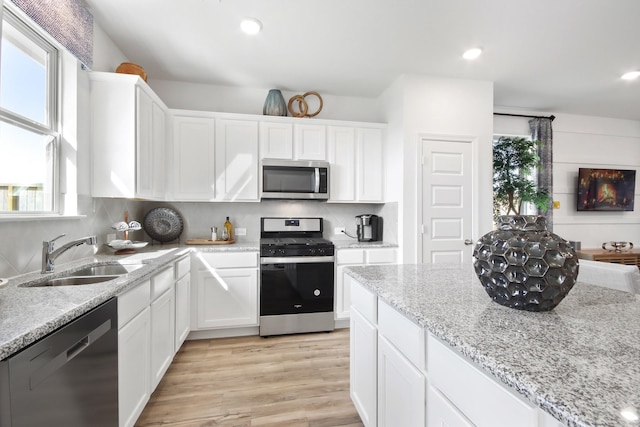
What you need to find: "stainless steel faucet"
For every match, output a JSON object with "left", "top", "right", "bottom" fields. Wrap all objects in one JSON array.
[{"left": 41, "top": 234, "right": 98, "bottom": 273}]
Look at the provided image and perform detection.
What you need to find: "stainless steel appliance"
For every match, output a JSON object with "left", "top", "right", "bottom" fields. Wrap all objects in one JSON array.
[
  {"left": 0, "top": 298, "right": 118, "bottom": 427},
  {"left": 260, "top": 217, "right": 335, "bottom": 336},
  {"left": 261, "top": 159, "right": 329, "bottom": 200},
  {"left": 356, "top": 214, "right": 383, "bottom": 242}
]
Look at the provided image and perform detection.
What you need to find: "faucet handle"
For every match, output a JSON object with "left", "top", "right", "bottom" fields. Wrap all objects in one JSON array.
[{"left": 46, "top": 234, "right": 66, "bottom": 244}]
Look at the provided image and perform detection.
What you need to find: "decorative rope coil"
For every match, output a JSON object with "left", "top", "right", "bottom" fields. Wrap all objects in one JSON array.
[{"left": 288, "top": 91, "right": 323, "bottom": 117}]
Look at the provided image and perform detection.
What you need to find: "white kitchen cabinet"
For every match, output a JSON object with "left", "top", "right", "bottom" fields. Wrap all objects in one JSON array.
[
  {"left": 192, "top": 252, "right": 259, "bottom": 330},
  {"left": 118, "top": 280, "right": 151, "bottom": 427},
  {"left": 428, "top": 333, "right": 539, "bottom": 427},
  {"left": 294, "top": 123, "right": 327, "bottom": 160},
  {"left": 335, "top": 247, "right": 397, "bottom": 320},
  {"left": 215, "top": 118, "right": 259, "bottom": 201},
  {"left": 259, "top": 121, "right": 326, "bottom": 161},
  {"left": 377, "top": 334, "right": 426, "bottom": 427},
  {"left": 171, "top": 113, "right": 216, "bottom": 200},
  {"left": 90, "top": 72, "right": 167, "bottom": 199},
  {"left": 150, "top": 267, "right": 175, "bottom": 391},
  {"left": 350, "top": 305, "right": 378, "bottom": 427},
  {"left": 117, "top": 265, "right": 177, "bottom": 427},
  {"left": 427, "top": 384, "right": 474, "bottom": 427},
  {"left": 328, "top": 126, "right": 384, "bottom": 203},
  {"left": 260, "top": 121, "right": 294, "bottom": 159},
  {"left": 174, "top": 255, "right": 191, "bottom": 353}
]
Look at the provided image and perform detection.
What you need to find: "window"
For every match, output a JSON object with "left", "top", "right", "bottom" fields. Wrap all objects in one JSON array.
[{"left": 0, "top": 7, "right": 59, "bottom": 213}]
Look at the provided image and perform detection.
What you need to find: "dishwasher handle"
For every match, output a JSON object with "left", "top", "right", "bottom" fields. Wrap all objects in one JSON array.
[{"left": 30, "top": 319, "right": 112, "bottom": 389}]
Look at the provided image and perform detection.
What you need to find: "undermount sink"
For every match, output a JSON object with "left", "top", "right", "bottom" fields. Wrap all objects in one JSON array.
[
  {"left": 68, "top": 263, "right": 144, "bottom": 277},
  {"left": 21, "top": 262, "right": 145, "bottom": 288},
  {"left": 33, "top": 275, "right": 121, "bottom": 287}
]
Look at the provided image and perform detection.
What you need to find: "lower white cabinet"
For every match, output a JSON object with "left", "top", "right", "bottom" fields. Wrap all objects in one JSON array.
[
  {"left": 336, "top": 247, "right": 397, "bottom": 320},
  {"left": 117, "top": 265, "right": 176, "bottom": 427},
  {"left": 377, "top": 335, "right": 426, "bottom": 427},
  {"left": 192, "top": 251, "right": 259, "bottom": 330},
  {"left": 427, "top": 384, "right": 474, "bottom": 427},
  {"left": 350, "top": 307, "right": 378, "bottom": 427},
  {"left": 118, "top": 280, "right": 152, "bottom": 427},
  {"left": 150, "top": 286, "right": 175, "bottom": 391},
  {"left": 174, "top": 255, "right": 191, "bottom": 352}
]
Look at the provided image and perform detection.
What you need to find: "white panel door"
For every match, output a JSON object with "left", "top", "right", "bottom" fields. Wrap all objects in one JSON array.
[
  {"left": 259, "top": 121, "right": 293, "bottom": 159},
  {"left": 328, "top": 126, "right": 356, "bottom": 201},
  {"left": 172, "top": 115, "right": 216, "bottom": 200},
  {"left": 420, "top": 137, "right": 474, "bottom": 264}
]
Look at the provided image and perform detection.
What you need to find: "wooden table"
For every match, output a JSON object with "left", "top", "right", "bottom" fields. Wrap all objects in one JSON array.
[{"left": 577, "top": 248, "right": 640, "bottom": 267}]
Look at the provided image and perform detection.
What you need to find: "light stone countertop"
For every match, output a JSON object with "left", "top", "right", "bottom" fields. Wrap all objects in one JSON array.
[
  {"left": 0, "top": 241, "right": 260, "bottom": 361},
  {"left": 344, "top": 263, "right": 640, "bottom": 427},
  {"left": 331, "top": 240, "right": 397, "bottom": 249}
]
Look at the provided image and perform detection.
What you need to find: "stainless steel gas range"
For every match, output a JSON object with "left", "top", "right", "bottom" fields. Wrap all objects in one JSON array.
[{"left": 259, "top": 217, "right": 335, "bottom": 337}]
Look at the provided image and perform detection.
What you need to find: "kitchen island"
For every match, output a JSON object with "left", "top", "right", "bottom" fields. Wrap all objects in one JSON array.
[{"left": 345, "top": 263, "right": 640, "bottom": 427}]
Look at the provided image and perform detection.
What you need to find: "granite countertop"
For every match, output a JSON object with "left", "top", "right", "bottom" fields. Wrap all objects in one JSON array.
[
  {"left": 331, "top": 240, "right": 398, "bottom": 249},
  {"left": 344, "top": 263, "right": 640, "bottom": 427},
  {"left": 0, "top": 241, "right": 260, "bottom": 361}
]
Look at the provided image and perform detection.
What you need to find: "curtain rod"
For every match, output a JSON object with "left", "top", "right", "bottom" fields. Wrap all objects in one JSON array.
[{"left": 493, "top": 112, "right": 555, "bottom": 121}]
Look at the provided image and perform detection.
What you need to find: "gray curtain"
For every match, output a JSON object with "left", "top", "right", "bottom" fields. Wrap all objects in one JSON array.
[
  {"left": 528, "top": 118, "right": 553, "bottom": 230},
  {"left": 10, "top": 0, "right": 93, "bottom": 68}
]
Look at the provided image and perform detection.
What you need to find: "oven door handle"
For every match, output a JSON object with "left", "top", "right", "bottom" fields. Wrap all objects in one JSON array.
[{"left": 261, "top": 256, "right": 334, "bottom": 264}]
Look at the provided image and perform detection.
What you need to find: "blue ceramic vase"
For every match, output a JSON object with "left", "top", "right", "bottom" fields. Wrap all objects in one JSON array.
[{"left": 263, "top": 89, "right": 287, "bottom": 116}]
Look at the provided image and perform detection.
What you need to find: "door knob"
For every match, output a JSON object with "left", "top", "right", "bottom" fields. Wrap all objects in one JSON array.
[{"left": 464, "top": 239, "right": 474, "bottom": 246}]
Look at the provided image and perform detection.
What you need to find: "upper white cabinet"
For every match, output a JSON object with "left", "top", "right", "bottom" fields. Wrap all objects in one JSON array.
[
  {"left": 90, "top": 72, "right": 167, "bottom": 199},
  {"left": 215, "top": 118, "right": 259, "bottom": 201},
  {"left": 259, "top": 121, "right": 294, "bottom": 159},
  {"left": 260, "top": 121, "right": 327, "bottom": 161},
  {"left": 328, "top": 126, "right": 384, "bottom": 203},
  {"left": 171, "top": 113, "right": 216, "bottom": 201}
]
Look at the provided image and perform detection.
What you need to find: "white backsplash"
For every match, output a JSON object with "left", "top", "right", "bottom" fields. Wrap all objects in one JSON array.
[{"left": 0, "top": 198, "right": 397, "bottom": 278}]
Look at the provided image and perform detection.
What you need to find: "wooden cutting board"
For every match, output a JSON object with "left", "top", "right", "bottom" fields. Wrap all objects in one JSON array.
[{"left": 186, "top": 238, "right": 236, "bottom": 245}]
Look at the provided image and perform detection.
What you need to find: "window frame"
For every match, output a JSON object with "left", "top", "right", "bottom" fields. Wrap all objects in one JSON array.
[{"left": 0, "top": 5, "right": 61, "bottom": 215}]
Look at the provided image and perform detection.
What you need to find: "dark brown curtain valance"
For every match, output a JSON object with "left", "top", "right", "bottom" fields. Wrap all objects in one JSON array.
[{"left": 10, "top": 0, "right": 93, "bottom": 68}]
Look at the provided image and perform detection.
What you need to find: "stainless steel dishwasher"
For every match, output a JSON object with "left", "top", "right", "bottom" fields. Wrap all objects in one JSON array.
[{"left": 0, "top": 298, "right": 118, "bottom": 427}]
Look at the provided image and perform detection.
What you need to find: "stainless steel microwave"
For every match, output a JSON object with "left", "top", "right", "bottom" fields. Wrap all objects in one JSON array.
[{"left": 260, "top": 159, "right": 329, "bottom": 200}]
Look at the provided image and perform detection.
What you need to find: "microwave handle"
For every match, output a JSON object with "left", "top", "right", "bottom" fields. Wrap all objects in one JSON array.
[{"left": 314, "top": 168, "right": 320, "bottom": 193}]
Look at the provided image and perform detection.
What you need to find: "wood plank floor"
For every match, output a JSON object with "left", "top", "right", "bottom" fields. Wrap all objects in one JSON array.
[{"left": 135, "top": 328, "right": 364, "bottom": 427}]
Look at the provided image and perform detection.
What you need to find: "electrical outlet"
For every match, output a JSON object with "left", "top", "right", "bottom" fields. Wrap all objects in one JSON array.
[
  {"left": 106, "top": 233, "right": 116, "bottom": 243},
  {"left": 334, "top": 227, "right": 345, "bottom": 235},
  {"left": 235, "top": 228, "right": 247, "bottom": 236}
]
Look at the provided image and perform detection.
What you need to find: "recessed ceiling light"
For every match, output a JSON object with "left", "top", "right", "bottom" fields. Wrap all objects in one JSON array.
[
  {"left": 240, "top": 18, "right": 262, "bottom": 35},
  {"left": 621, "top": 408, "right": 639, "bottom": 422},
  {"left": 463, "top": 48, "right": 482, "bottom": 60},
  {"left": 621, "top": 71, "right": 640, "bottom": 80}
]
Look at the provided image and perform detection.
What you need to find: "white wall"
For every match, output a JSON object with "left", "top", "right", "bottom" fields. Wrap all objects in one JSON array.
[
  {"left": 381, "top": 74, "right": 494, "bottom": 263},
  {"left": 148, "top": 79, "right": 384, "bottom": 123},
  {"left": 494, "top": 110, "right": 640, "bottom": 249}
]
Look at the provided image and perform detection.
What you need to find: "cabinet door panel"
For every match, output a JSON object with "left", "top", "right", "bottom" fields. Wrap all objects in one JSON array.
[
  {"left": 428, "top": 385, "right": 474, "bottom": 427},
  {"left": 174, "top": 274, "right": 190, "bottom": 352},
  {"left": 350, "top": 308, "right": 377, "bottom": 427},
  {"left": 136, "top": 87, "right": 153, "bottom": 198},
  {"left": 215, "top": 119, "right": 259, "bottom": 201},
  {"left": 118, "top": 307, "right": 151, "bottom": 427},
  {"left": 357, "top": 128, "right": 383, "bottom": 201},
  {"left": 172, "top": 116, "right": 216, "bottom": 200},
  {"left": 328, "top": 126, "right": 356, "bottom": 201},
  {"left": 150, "top": 288, "right": 175, "bottom": 391},
  {"left": 260, "top": 121, "right": 293, "bottom": 159},
  {"left": 294, "top": 124, "right": 326, "bottom": 160},
  {"left": 196, "top": 267, "right": 258, "bottom": 328},
  {"left": 377, "top": 335, "right": 425, "bottom": 427}
]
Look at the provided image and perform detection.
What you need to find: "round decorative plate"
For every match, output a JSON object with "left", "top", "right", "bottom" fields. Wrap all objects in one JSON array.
[{"left": 143, "top": 207, "right": 184, "bottom": 242}]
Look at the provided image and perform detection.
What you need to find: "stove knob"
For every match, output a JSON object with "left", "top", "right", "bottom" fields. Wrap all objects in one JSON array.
[
  {"left": 318, "top": 248, "right": 325, "bottom": 255},
  {"left": 309, "top": 248, "right": 316, "bottom": 255},
  {"left": 268, "top": 249, "right": 276, "bottom": 255},
  {"left": 278, "top": 249, "right": 286, "bottom": 255}
]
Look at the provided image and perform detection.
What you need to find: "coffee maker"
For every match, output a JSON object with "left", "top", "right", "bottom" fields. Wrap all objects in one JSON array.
[{"left": 355, "top": 214, "right": 383, "bottom": 242}]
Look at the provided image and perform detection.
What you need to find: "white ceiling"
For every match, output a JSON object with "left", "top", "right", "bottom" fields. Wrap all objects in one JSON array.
[{"left": 85, "top": 0, "right": 640, "bottom": 121}]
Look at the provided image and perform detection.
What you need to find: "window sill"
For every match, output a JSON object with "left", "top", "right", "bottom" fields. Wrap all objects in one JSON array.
[{"left": 0, "top": 214, "right": 87, "bottom": 222}]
